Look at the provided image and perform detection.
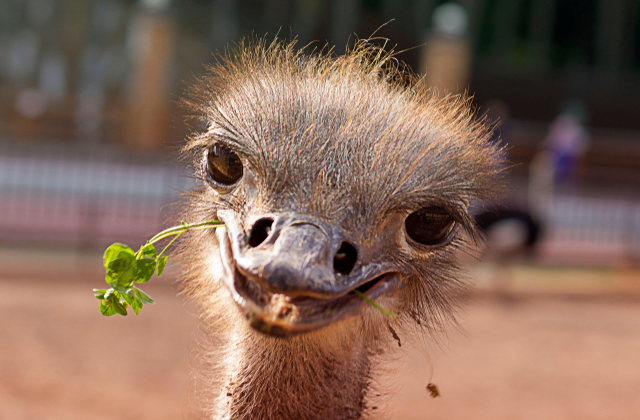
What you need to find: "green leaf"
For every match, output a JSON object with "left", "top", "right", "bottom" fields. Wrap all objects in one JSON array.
[
  {"left": 111, "top": 294, "right": 128, "bottom": 316},
  {"left": 123, "top": 290, "right": 143, "bottom": 315},
  {"left": 99, "top": 299, "right": 116, "bottom": 316},
  {"left": 106, "top": 259, "right": 137, "bottom": 286},
  {"left": 135, "top": 259, "right": 156, "bottom": 283},
  {"left": 140, "top": 243, "right": 157, "bottom": 259},
  {"left": 112, "top": 285, "right": 132, "bottom": 294},
  {"left": 135, "top": 287, "right": 155, "bottom": 305},
  {"left": 93, "top": 288, "right": 107, "bottom": 300},
  {"left": 156, "top": 256, "right": 168, "bottom": 276},
  {"left": 104, "top": 244, "right": 137, "bottom": 286},
  {"left": 121, "top": 293, "right": 140, "bottom": 316},
  {"left": 106, "top": 263, "right": 137, "bottom": 286},
  {"left": 131, "top": 296, "right": 143, "bottom": 315},
  {"left": 103, "top": 243, "right": 135, "bottom": 270},
  {"left": 121, "top": 291, "right": 132, "bottom": 305}
]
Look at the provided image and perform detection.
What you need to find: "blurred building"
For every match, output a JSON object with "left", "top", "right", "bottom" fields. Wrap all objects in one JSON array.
[
  {"left": 0, "top": 0, "right": 639, "bottom": 261},
  {"left": 2, "top": 1, "right": 640, "bottom": 147}
]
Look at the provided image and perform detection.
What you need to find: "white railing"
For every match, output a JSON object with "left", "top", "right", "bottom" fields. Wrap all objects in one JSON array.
[{"left": 0, "top": 141, "right": 195, "bottom": 249}]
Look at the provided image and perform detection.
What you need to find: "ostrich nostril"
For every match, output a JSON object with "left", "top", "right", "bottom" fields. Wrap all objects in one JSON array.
[
  {"left": 333, "top": 241, "right": 357, "bottom": 275},
  {"left": 248, "top": 218, "right": 274, "bottom": 247}
]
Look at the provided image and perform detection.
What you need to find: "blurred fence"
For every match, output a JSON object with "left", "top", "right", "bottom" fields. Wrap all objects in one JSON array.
[
  {"left": 0, "top": 139, "right": 639, "bottom": 265},
  {"left": 0, "top": 140, "right": 194, "bottom": 250},
  {"left": 541, "top": 193, "right": 640, "bottom": 264}
]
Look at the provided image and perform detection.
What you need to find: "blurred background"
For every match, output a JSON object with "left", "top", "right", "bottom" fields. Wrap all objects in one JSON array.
[{"left": 1, "top": 1, "right": 639, "bottom": 419}]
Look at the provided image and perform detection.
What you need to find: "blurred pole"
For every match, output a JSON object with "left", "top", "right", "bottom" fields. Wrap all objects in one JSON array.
[
  {"left": 330, "top": 0, "right": 360, "bottom": 53},
  {"left": 210, "top": 0, "right": 238, "bottom": 53},
  {"left": 491, "top": 0, "right": 520, "bottom": 60},
  {"left": 528, "top": 150, "right": 554, "bottom": 222},
  {"left": 123, "top": 0, "right": 176, "bottom": 151},
  {"left": 420, "top": 2, "right": 472, "bottom": 96},
  {"left": 528, "top": 0, "right": 556, "bottom": 69},
  {"left": 291, "top": 0, "right": 322, "bottom": 45},
  {"left": 596, "top": 0, "right": 625, "bottom": 85}
]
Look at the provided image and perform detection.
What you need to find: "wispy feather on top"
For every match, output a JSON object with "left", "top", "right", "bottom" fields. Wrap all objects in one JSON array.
[{"left": 182, "top": 37, "right": 504, "bottom": 230}]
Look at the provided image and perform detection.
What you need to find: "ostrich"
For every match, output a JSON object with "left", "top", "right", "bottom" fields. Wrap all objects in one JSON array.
[{"left": 178, "top": 38, "right": 503, "bottom": 419}]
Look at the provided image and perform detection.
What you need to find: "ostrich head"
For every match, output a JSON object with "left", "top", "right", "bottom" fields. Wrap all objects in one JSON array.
[
  {"left": 179, "top": 38, "right": 502, "bottom": 418},
  {"left": 182, "top": 39, "right": 500, "bottom": 335}
]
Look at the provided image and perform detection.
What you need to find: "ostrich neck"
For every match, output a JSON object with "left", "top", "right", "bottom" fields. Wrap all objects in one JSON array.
[{"left": 212, "top": 316, "right": 372, "bottom": 420}]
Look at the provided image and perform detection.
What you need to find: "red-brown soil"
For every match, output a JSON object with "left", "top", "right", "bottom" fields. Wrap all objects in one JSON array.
[{"left": 1, "top": 259, "right": 639, "bottom": 419}]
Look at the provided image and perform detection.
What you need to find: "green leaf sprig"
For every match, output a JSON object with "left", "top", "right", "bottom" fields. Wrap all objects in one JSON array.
[
  {"left": 95, "top": 219, "right": 396, "bottom": 320},
  {"left": 95, "top": 220, "right": 224, "bottom": 316}
]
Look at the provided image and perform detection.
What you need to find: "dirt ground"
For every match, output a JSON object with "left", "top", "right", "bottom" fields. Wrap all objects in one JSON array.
[{"left": 1, "top": 253, "right": 640, "bottom": 420}]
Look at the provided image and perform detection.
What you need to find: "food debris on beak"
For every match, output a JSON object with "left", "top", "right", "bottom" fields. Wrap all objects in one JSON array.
[{"left": 271, "top": 294, "right": 295, "bottom": 319}]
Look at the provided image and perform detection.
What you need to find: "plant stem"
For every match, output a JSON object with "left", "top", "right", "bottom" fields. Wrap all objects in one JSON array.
[
  {"left": 353, "top": 290, "right": 397, "bottom": 321},
  {"left": 157, "top": 230, "right": 185, "bottom": 258},
  {"left": 147, "top": 220, "right": 224, "bottom": 245}
]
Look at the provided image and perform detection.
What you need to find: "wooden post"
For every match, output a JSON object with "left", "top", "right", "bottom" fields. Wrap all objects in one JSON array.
[
  {"left": 123, "top": 8, "right": 176, "bottom": 150},
  {"left": 420, "top": 3, "right": 472, "bottom": 97},
  {"left": 421, "top": 34, "right": 472, "bottom": 96}
]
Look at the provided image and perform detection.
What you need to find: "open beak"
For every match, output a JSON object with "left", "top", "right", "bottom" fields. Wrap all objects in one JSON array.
[{"left": 214, "top": 211, "right": 406, "bottom": 337}]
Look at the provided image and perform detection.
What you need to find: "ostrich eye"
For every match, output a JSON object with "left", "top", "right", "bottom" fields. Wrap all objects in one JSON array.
[
  {"left": 405, "top": 206, "right": 456, "bottom": 247},
  {"left": 204, "top": 145, "right": 243, "bottom": 188}
]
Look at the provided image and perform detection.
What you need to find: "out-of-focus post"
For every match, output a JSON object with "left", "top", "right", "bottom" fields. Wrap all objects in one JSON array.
[
  {"left": 123, "top": 0, "right": 176, "bottom": 150},
  {"left": 420, "top": 2, "right": 471, "bottom": 97},
  {"left": 330, "top": 0, "right": 360, "bottom": 52}
]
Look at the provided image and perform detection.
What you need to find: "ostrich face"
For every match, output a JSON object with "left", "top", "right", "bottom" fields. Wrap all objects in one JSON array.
[
  {"left": 184, "top": 41, "right": 502, "bottom": 338},
  {"left": 211, "top": 160, "right": 466, "bottom": 337}
]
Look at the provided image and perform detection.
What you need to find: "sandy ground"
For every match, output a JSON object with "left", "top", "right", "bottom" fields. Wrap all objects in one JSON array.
[
  {"left": 386, "top": 294, "right": 640, "bottom": 420},
  {"left": 1, "top": 252, "right": 640, "bottom": 419}
]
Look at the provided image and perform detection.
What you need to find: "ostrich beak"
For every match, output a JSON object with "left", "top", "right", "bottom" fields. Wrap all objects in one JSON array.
[{"left": 215, "top": 211, "right": 406, "bottom": 337}]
